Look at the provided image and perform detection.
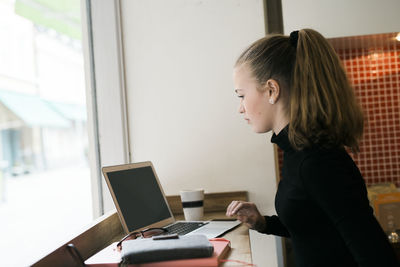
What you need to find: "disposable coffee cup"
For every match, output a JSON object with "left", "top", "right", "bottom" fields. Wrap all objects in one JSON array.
[{"left": 179, "top": 189, "right": 204, "bottom": 221}]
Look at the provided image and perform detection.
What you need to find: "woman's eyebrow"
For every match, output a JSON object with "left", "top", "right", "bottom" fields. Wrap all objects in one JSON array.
[{"left": 235, "top": 89, "right": 243, "bottom": 94}]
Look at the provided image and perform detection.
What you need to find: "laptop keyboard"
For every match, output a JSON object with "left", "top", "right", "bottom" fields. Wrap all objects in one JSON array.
[{"left": 165, "top": 222, "right": 208, "bottom": 235}]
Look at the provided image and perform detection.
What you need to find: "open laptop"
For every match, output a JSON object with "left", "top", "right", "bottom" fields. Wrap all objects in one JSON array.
[{"left": 102, "top": 161, "right": 241, "bottom": 239}]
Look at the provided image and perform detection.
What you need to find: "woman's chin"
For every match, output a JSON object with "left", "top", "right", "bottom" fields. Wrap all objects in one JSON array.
[{"left": 252, "top": 125, "right": 271, "bottom": 134}]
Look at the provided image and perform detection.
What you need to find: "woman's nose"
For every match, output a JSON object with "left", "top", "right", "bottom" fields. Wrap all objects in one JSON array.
[{"left": 238, "top": 103, "right": 245, "bottom": 113}]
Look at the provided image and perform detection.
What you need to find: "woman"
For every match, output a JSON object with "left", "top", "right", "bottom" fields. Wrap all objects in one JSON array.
[{"left": 226, "top": 29, "right": 399, "bottom": 267}]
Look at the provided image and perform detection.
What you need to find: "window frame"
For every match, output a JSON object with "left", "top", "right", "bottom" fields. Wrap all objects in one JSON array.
[{"left": 81, "top": 0, "right": 130, "bottom": 217}]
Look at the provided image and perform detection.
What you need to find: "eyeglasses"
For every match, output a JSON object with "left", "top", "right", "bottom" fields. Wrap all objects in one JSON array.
[{"left": 116, "top": 228, "right": 168, "bottom": 251}]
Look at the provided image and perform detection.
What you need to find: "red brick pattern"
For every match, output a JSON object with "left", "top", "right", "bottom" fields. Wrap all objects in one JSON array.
[{"left": 276, "top": 32, "right": 400, "bottom": 186}]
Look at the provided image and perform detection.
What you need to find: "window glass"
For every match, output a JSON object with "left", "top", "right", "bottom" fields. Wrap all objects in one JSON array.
[{"left": 0, "top": 0, "right": 92, "bottom": 266}]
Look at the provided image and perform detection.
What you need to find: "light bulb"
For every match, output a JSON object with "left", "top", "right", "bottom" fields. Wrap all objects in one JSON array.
[{"left": 396, "top": 33, "right": 400, "bottom": 42}]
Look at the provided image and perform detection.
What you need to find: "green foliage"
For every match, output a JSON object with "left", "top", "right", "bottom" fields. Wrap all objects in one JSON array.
[{"left": 15, "top": 0, "right": 81, "bottom": 40}]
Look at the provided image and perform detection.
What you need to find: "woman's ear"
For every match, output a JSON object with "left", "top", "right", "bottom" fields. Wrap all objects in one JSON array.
[{"left": 265, "top": 79, "right": 280, "bottom": 104}]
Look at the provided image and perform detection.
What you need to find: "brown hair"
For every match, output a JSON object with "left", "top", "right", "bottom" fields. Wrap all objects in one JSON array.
[{"left": 236, "top": 29, "right": 364, "bottom": 152}]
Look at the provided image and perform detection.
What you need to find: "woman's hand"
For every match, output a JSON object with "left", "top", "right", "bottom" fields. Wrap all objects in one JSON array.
[{"left": 226, "top": 201, "right": 266, "bottom": 232}]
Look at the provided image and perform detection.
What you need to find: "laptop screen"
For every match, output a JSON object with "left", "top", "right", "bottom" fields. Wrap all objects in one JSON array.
[{"left": 107, "top": 166, "right": 171, "bottom": 232}]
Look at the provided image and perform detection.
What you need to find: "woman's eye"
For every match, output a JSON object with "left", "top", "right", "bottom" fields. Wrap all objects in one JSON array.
[{"left": 238, "top": 95, "right": 244, "bottom": 99}]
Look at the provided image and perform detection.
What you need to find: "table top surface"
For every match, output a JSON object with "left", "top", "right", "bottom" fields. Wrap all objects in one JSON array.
[
  {"left": 104, "top": 211, "right": 252, "bottom": 266},
  {"left": 176, "top": 211, "right": 252, "bottom": 265}
]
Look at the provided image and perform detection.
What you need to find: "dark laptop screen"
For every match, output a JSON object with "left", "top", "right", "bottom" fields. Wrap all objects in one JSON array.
[{"left": 107, "top": 166, "right": 171, "bottom": 232}]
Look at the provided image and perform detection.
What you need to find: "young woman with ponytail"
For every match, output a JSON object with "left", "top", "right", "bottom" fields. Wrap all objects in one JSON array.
[{"left": 226, "top": 29, "right": 399, "bottom": 267}]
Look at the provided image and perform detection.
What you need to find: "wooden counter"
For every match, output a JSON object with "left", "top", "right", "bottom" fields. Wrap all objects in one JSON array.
[
  {"left": 32, "top": 191, "right": 251, "bottom": 266},
  {"left": 176, "top": 211, "right": 252, "bottom": 265}
]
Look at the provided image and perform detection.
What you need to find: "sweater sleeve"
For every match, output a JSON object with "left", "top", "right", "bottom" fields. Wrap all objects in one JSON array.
[
  {"left": 261, "top": 215, "right": 291, "bottom": 237},
  {"left": 300, "top": 153, "right": 399, "bottom": 267}
]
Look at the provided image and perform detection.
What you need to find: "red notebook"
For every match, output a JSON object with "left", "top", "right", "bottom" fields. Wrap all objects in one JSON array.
[{"left": 85, "top": 238, "right": 231, "bottom": 267}]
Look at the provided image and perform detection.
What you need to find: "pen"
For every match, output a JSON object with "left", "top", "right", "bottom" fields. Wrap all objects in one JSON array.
[{"left": 152, "top": 233, "right": 179, "bottom": 240}]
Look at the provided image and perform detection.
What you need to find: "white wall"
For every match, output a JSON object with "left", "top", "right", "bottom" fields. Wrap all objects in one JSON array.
[
  {"left": 282, "top": 0, "right": 400, "bottom": 37},
  {"left": 120, "top": 0, "right": 277, "bottom": 214}
]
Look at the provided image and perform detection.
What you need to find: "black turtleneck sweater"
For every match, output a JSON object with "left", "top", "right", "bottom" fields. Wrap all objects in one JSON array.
[{"left": 261, "top": 127, "right": 399, "bottom": 267}]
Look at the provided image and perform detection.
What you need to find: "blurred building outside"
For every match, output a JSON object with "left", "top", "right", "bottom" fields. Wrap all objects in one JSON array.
[
  {"left": 0, "top": 0, "right": 88, "bottom": 201},
  {"left": 0, "top": 0, "right": 93, "bottom": 266}
]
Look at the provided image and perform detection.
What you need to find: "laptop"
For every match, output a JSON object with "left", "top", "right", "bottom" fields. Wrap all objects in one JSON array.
[{"left": 102, "top": 161, "right": 241, "bottom": 239}]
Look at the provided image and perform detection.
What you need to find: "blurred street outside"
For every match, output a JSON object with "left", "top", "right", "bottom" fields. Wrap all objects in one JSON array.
[{"left": 0, "top": 166, "right": 92, "bottom": 267}]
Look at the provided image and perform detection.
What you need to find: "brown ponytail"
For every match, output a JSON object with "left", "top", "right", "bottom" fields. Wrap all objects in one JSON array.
[
  {"left": 290, "top": 29, "right": 363, "bottom": 152},
  {"left": 236, "top": 29, "right": 364, "bottom": 152}
]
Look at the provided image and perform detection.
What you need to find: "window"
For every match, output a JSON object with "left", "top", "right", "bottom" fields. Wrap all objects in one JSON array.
[{"left": 0, "top": 0, "right": 92, "bottom": 265}]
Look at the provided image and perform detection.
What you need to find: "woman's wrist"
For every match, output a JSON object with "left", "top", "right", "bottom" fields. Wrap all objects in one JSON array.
[{"left": 253, "top": 216, "right": 267, "bottom": 232}]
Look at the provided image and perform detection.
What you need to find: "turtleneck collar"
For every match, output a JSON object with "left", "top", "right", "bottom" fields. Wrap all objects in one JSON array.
[{"left": 271, "top": 125, "right": 293, "bottom": 152}]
